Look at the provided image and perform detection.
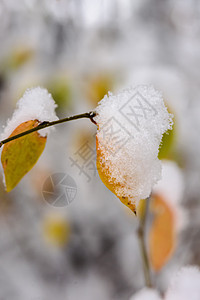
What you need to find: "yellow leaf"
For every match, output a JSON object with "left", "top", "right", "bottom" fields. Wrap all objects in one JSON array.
[
  {"left": 149, "top": 194, "right": 176, "bottom": 271},
  {"left": 136, "top": 199, "right": 146, "bottom": 220},
  {"left": 1, "top": 120, "right": 47, "bottom": 192},
  {"left": 96, "top": 135, "right": 136, "bottom": 214},
  {"left": 6, "top": 46, "right": 34, "bottom": 71},
  {"left": 86, "top": 74, "right": 114, "bottom": 105},
  {"left": 43, "top": 214, "right": 70, "bottom": 247}
]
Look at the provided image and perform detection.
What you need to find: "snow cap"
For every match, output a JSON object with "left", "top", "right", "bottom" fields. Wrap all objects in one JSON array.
[
  {"left": 1, "top": 87, "right": 58, "bottom": 138},
  {"left": 95, "top": 85, "right": 173, "bottom": 207}
]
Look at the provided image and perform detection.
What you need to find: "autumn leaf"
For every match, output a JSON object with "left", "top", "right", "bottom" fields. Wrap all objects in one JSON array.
[
  {"left": 94, "top": 86, "right": 173, "bottom": 216},
  {"left": 136, "top": 198, "right": 146, "bottom": 220},
  {"left": 1, "top": 120, "right": 47, "bottom": 192},
  {"left": 43, "top": 213, "right": 70, "bottom": 247},
  {"left": 149, "top": 193, "right": 176, "bottom": 271},
  {"left": 86, "top": 74, "right": 114, "bottom": 105}
]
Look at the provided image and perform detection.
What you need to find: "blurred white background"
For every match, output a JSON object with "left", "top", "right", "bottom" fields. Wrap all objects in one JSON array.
[{"left": 0, "top": 0, "right": 200, "bottom": 299}]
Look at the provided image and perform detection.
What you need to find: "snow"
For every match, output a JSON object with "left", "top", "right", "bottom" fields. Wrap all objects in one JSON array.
[
  {"left": 165, "top": 266, "right": 200, "bottom": 300},
  {"left": 1, "top": 87, "right": 58, "bottom": 138},
  {"left": 153, "top": 160, "right": 186, "bottom": 231},
  {"left": 130, "top": 266, "right": 200, "bottom": 300},
  {"left": 153, "top": 160, "right": 183, "bottom": 207},
  {"left": 95, "top": 85, "right": 173, "bottom": 207},
  {"left": 130, "top": 288, "right": 162, "bottom": 300}
]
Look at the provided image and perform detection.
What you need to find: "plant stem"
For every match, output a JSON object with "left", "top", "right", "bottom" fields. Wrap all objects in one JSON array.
[
  {"left": 137, "top": 195, "right": 152, "bottom": 288},
  {"left": 0, "top": 111, "right": 96, "bottom": 148}
]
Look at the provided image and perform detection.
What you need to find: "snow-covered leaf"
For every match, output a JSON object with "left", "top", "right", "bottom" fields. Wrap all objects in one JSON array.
[
  {"left": 95, "top": 85, "right": 173, "bottom": 212},
  {"left": 96, "top": 135, "right": 136, "bottom": 213}
]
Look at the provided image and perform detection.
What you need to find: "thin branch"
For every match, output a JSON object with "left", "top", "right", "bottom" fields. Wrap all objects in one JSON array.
[
  {"left": 137, "top": 195, "right": 152, "bottom": 288},
  {"left": 0, "top": 111, "right": 97, "bottom": 148}
]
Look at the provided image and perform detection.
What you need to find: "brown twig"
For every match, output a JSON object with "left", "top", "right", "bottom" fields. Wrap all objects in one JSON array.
[
  {"left": 0, "top": 111, "right": 96, "bottom": 148},
  {"left": 137, "top": 195, "right": 152, "bottom": 287}
]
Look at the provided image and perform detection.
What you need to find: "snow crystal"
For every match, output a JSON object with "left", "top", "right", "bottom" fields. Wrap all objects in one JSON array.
[
  {"left": 165, "top": 266, "right": 200, "bottom": 300},
  {"left": 95, "top": 85, "right": 173, "bottom": 207},
  {"left": 129, "top": 288, "right": 161, "bottom": 300},
  {"left": 1, "top": 87, "right": 58, "bottom": 138}
]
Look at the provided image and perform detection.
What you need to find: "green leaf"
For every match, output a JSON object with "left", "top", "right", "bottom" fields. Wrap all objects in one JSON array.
[
  {"left": 158, "top": 106, "right": 176, "bottom": 160},
  {"left": 158, "top": 127, "right": 175, "bottom": 159},
  {"left": 1, "top": 120, "right": 47, "bottom": 192}
]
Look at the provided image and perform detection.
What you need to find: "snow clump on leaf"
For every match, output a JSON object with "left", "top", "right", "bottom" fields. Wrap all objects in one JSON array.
[{"left": 1, "top": 87, "right": 58, "bottom": 139}]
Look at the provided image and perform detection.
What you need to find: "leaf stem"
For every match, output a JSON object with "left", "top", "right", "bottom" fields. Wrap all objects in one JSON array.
[
  {"left": 0, "top": 111, "right": 97, "bottom": 148},
  {"left": 137, "top": 195, "right": 152, "bottom": 287}
]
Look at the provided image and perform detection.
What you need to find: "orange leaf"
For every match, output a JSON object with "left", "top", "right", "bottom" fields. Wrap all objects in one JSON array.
[{"left": 149, "top": 193, "right": 176, "bottom": 271}]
